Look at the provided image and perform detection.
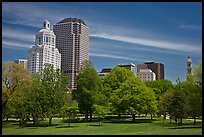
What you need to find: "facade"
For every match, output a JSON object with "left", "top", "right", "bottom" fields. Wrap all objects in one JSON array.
[
  {"left": 98, "top": 72, "right": 107, "bottom": 79},
  {"left": 53, "top": 18, "right": 89, "bottom": 90},
  {"left": 117, "top": 63, "right": 135, "bottom": 74},
  {"left": 137, "top": 69, "right": 156, "bottom": 81},
  {"left": 28, "top": 20, "right": 61, "bottom": 74},
  {"left": 186, "top": 55, "right": 193, "bottom": 75},
  {"left": 101, "top": 68, "right": 112, "bottom": 73},
  {"left": 14, "top": 59, "right": 28, "bottom": 69},
  {"left": 98, "top": 63, "right": 135, "bottom": 78},
  {"left": 137, "top": 62, "right": 164, "bottom": 80},
  {"left": 98, "top": 68, "right": 112, "bottom": 79}
]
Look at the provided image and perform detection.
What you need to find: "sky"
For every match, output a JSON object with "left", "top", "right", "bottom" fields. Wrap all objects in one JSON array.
[{"left": 2, "top": 2, "right": 202, "bottom": 83}]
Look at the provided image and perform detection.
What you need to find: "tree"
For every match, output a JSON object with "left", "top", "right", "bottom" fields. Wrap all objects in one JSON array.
[
  {"left": 145, "top": 79, "right": 174, "bottom": 95},
  {"left": 2, "top": 62, "right": 32, "bottom": 122},
  {"left": 93, "top": 104, "right": 109, "bottom": 126},
  {"left": 159, "top": 89, "right": 174, "bottom": 123},
  {"left": 170, "top": 87, "right": 187, "bottom": 126},
  {"left": 193, "top": 61, "right": 202, "bottom": 86},
  {"left": 73, "top": 60, "right": 101, "bottom": 122},
  {"left": 118, "top": 77, "right": 157, "bottom": 122},
  {"left": 10, "top": 81, "right": 32, "bottom": 127},
  {"left": 184, "top": 61, "right": 202, "bottom": 125},
  {"left": 37, "top": 64, "right": 68, "bottom": 126},
  {"left": 61, "top": 99, "right": 79, "bottom": 127},
  {"left": 102, "top": 66, "right": 135, "bottom": 118},
  {"left": 28, "top": 74, "right": 47, "bottom": 126},
  {"left": 102, "top": 66, "right": 135, "bottom": 96},
  {"left": 145, "top": 79, "right": 174, "bottom": 116}
]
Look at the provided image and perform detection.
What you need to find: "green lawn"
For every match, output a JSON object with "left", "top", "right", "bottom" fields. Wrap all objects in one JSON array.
[{"left": 2, "top": 116, "right": 202, "bottom": 135}]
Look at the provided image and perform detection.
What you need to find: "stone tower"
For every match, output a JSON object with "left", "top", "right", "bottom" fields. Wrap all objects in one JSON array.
[{"left": 186, "top": 55, "right": 193, "bottom": 75}]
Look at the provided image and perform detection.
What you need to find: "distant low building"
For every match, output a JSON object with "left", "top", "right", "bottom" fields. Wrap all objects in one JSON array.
[
  {"left": 101, "top": 68, "right": 112, "bottom": 73},
  {"left": 98, "top": 68, "right": 112, "bottom": 78},
  {"left": 117, "top": 63, "right": 135, "bottom": 74},
  {"left": 137, "top": 69, "right": 156, "bottom": 81},
  {"left": 98, "top": 72, "right": 107, "bottom": 79},
  {"left": 137, "top": 62, "right": 164, "bottom": 80},
  {"left": 14, "top": 59, "right": 28, "bottom": 69}
]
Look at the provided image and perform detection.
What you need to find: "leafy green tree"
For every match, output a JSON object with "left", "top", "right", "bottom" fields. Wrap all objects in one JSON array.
[
  {"left": 109, "top": 87, "right": 130, "bottom": 119},
  {"left": 193, "top": 61, "right": 202, "bottom": 86},
  {"left": 102, "top": 66, "right": 135, "bottom": 97},
  {"left": 37, "top": 64, "right": 68, "bottom": 126},
  {"left": 102, "top": 66, "right": 135, "bottom": 118},
  {"left": 159, "top": 89, "right": 174, "bottom": 123},
  {"left": 2, "top": 62, "right": 32, "bottom": 122},
  {"left": 118, "top": 77, "right": 157, "bottom": 122},
  {"left": 73, "top": 60, "right": 101, "bottom": 122},
  {"left": 10, "top": 81, "right": 32, "bottom": 127},
  {"left": 170, "top": 87, "right": 187, "bottom": 126},
  {"left": 184, "top": 61, "right": 202, "bottom": 125},
  {"left": 93, "top": 104, "right": 109, "bottom": 126},
  {"left": 145, "top": 79, "right": 174, "bottom": 116},
  {"left": 28, "top": 74, "right": 47, "bottom": 126},
  {"left": 145, "top": 79, "right": 173, "bottom": 95},
  {"left": 61, "top": 100, "right": 79, "bottom": 127}
]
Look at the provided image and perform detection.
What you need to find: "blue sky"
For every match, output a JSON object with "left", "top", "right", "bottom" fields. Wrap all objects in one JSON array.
[{"left": 2, "top": 2, "right": 202, "bottom": 83}]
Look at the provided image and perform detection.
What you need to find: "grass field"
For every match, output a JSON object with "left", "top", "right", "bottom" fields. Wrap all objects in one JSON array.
[{"left": 2, "top": 116, "right": 202, "bottom": 135}]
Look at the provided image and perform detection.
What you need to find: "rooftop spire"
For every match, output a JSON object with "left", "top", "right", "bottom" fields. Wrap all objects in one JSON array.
[{"left": 42, "top": 19, "right": 50, "bottom": 30}]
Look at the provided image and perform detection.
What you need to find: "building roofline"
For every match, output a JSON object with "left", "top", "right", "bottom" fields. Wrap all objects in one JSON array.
[{"left": 56, "top": 18, "right": 87, "bottom": 26}]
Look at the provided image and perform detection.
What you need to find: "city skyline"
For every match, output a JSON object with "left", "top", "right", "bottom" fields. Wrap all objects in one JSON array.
[{"left": 2, "top": 2, "right": 202, "bottom": 83}]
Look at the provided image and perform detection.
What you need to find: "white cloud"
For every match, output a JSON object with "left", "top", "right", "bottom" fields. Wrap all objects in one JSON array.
[
  {"left": 90, "top": 33, "right": 201, "bottom": 54},
  {"left": 3, "top": 29, "right": 35, "bottom": 43},
  {"left": 179, "top": 24, "right": 202, "bottom": 30},
  {"left": 89, "top": 52, "right": 150, "bottom": 62},
  {"left": 3, "top": 40, "right": 33, "bottom": 49}
]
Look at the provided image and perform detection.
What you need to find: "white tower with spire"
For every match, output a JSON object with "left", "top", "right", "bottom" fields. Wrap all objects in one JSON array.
[
  {"left": 186, "top": 54, "right": 193, "bottom": 75},
  {"left": 28, "top": 19, "right": 61, "bottom": 74}
]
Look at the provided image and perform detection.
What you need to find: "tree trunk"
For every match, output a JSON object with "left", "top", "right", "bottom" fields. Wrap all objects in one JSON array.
[
  {"left": 6, "top": 116, "right": 9, "bottom": 122},
  {"left": 194, "top": 117, "right": 196, "bottom": 125},
  {"left": 85, "top": 111, "right": 88, "bottom": 122},
  {"left": 193, "top": 116, "right": 196, "bottom": 125},
  {"left": 151, "top": 114, "right": 152, "bottom": 120},
  {"left": 68, "top": 117, "right": 71, "bottom": 127},
  {"left": 118, "top": 112, "right": 121, "bottom": 119},
  {"left": 132, "top": 114, "right": 135, "bottom": 122},
  {"left": 49, "top": 116, "right": 52, "bottom": 126},
  {"left": 90, "top": 112, "right": 92, "bottom": 122}
]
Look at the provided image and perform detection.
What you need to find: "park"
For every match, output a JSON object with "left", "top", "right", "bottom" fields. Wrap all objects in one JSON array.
[{"left": 2, "top": 61, "right": 202, "bottom": 135}]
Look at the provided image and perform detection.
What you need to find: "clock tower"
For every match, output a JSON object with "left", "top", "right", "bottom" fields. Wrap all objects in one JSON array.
[{"left": 186, "top": 55, "right": 193, "bottom": 75}]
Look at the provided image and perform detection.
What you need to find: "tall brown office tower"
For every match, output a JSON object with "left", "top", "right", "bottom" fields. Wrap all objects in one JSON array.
[
  {"left": 137, "top": 62, "right": 164, "bottom": 80},
  {"left": 53, "top": 18, "right": 89, "bottom": 90}
]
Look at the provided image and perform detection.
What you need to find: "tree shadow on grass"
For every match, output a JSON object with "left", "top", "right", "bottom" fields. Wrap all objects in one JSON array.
[
  {"left": 56, "top": 125, "right": 78, "bottom": 128},
  {"left": 104, "top": 118, "right": 158, "bottom": 124},
  {"left": 88, "top": 124, "right": 103, "bottom": 126},
  {"left": 12, "top": 122, "right": 59, "bottom": 127},
  {"left": 169, "top": 126, "right": 202, "bottom": 129}
]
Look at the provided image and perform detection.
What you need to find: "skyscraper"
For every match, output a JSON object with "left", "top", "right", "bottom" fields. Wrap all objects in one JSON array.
[
  {"left": 28, "top": 20, "right": 61, "bottom": 74},
  {"left": 137, "top": 62, "right": 164, "bottom": 80},
  {"left": 53, "top": 18, "right": 89, "bottom": 90}
]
